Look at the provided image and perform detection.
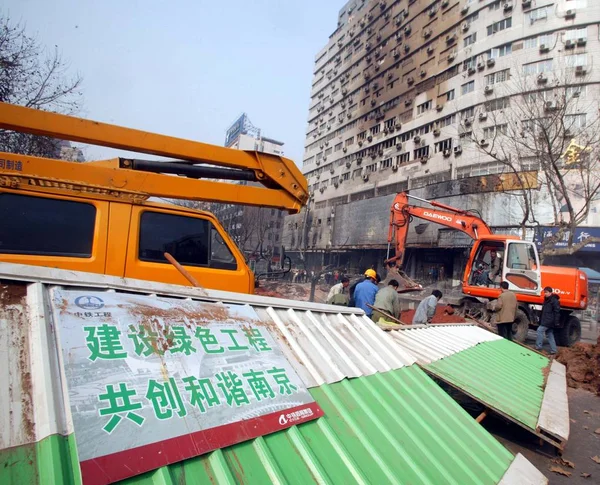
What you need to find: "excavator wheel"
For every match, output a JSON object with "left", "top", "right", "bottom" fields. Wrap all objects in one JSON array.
[
  {"left": 511, "top": 309, "right": 529, "bottom": 343},
  {"left": 556, "top": 315, "right": 581, "bottom": 347}
]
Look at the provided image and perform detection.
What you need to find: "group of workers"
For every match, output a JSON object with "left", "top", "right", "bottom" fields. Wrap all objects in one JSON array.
[{"left": 326, "top": 267, "right": 561, "bottom": 353}]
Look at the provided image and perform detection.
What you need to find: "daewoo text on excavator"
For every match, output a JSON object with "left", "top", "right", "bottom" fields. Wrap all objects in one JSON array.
[
  {"left": 0, "top": 102, "right": 308, "bottom": 293},
  {"left": 388, "top": 192, "right": 587, "bottom": 346}
]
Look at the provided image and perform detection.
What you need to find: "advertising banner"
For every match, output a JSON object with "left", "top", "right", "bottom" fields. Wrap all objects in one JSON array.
[{"left": 51, "top": 289, "right": 322, "bottom": 485}]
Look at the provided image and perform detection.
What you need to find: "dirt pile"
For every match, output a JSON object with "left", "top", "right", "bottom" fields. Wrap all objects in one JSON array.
[
  {"left": 556, "top": 336, "right": 600, "bottom": 395},
  {"left": 400, "top": 304, "right": 466, "bottom": 324},
  {"left": 255, "top": 282, "right": 329, "bottom": 303}
]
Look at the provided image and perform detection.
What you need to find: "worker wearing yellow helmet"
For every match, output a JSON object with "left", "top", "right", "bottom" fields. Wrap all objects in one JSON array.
[{"left": 352, "top": 269, "right": 379, "bottom": 317}]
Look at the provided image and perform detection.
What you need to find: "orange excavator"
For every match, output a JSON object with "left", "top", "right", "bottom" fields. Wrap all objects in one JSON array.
[{"left": 388, "top": 192, "right": 587, "bottom": 346}]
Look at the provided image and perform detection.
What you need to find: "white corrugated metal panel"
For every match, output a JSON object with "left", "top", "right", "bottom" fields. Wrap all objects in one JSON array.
[
  {"left": 499, "top": 454, "right": 548, "bottom": 485},
  {"left": 389, "top": 324, "right": 502, "bottom": 364},
  {"left": 537, "top": 361, "right": 570, "bottom": 442},
  {"left": 0, "top": 263, "right": 416, "bottom": 449}
]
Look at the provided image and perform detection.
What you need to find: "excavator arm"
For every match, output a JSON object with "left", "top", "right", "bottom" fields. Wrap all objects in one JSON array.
[
  {"left": 0, "top": 102, "right": 308, "bottom": 212},
  {"left": 387, "top": 192, "right": 493, "bottom": 266}
]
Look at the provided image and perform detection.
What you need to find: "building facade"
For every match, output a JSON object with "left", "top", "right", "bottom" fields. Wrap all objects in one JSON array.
[
  {"left": 213, "top": 114, "right": 286, "bottom": 271},
  {"left": 284, "top": 0, "right": 600, "bottom": 278}
]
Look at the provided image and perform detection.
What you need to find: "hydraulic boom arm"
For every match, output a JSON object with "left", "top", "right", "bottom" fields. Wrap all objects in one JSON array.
[
  {"left": 0, "top": 102, "right": 308, "bottom": 212},
  {"left": 387, "top": 192, "right": 493, "bottom": 266}
]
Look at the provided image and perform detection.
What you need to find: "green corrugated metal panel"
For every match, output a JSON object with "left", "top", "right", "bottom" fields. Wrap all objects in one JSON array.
[
  {"left": 425, "top": 339, "right": 549, "bottom": 429},
  {"left": 2, "top": 366, "right": 514, "bottom": 485}
]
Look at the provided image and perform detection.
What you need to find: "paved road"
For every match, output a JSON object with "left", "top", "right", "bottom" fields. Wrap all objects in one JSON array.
[{"left": 489, "top": 388, "right": 600, "bottom": 484}]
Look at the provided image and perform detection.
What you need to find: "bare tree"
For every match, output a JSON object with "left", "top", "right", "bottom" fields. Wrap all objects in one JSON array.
[
  {"left": 468, "top": 61, "right": 600, "bottom": 259},
  {"left": 0, "top": 14, "right": 83, "bottom": 157}
]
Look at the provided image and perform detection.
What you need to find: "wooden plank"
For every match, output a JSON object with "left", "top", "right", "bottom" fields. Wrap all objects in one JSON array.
[{"left": 537, "top": 361, "right": 570, "bottom": 444}]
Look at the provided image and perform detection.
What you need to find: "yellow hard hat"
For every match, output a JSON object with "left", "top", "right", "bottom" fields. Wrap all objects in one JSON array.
[{"left": 364, "top": 269, "right": 377, "bottom": 279}]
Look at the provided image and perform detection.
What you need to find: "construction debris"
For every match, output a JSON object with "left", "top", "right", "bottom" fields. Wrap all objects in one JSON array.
[
  {"left": 555, "top": 335, "right": 600, "bottom": 395},
  {"left": 400, "top": 304, "right": 467, "bottom": 324},
  {"left": 549, "top": 466, "right": 572, "bottom": 477}
]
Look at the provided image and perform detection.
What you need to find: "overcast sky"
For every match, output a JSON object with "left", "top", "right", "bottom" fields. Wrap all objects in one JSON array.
[{"left": 5, "top": 0, "right": 342, "bottom": 165}]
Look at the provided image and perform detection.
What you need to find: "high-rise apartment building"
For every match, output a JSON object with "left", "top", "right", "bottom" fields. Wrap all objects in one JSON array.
[
  {"left": 284, "top": 0, "right": 600, "bottom": 278},
  {"left": 214, "top": 114, "right": 286, "bottom": 270}
]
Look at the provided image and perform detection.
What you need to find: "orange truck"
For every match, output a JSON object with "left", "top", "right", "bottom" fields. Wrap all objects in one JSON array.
[
  {"left": 388, "top": 192, "right": 587, "bottom": 346},
  {"left": 0, "top": 102, "right": 308, "bottom": 293}
]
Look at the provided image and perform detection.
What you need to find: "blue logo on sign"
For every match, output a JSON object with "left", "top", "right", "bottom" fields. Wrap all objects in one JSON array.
[{"left": 75, "top": 296, "right": 105, "bottom": 310}]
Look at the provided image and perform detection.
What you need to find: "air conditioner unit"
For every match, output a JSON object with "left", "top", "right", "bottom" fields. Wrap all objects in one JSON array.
[
  {"left": 484, "top": 85, "right": 493, "bottom": 94},
  {"left": 420, "top": 69, "right": 427, "bottom": 78},
  {"left": 378, "top": 148, "right": 384, "bottom": 156},
  {"left": 367, "top": 135, "right": 373, "bottom": 142},
  {"left": 564, "top": 39, "right": 575, "bottom": 49},
  {"left": 405, "top": 98, "right": 413, "bottom": 105},
  {"left": 443, "top": 149, "right": 452, "bottom": 157},
  {"left": 396, "top": 143, "right": 403, "bottom": 150},
  {"left": 404, "top": 25, "right": 412, "bottom": 35},
  {"left": 319, "top": 187, "right": 325, "bottom": 193},
  {"left": 575, "top": 65, "right": 587, "bottom": 75},
  {"left": 468, "top": 66, "right": 476, "bottom": 75},
  {"left": 565, "top": 9, "right": 576, "bottom": 19},
  {"left": 446, "top": 33, "right": 457, "bottom": 44},
  {"left": 477, "top": 61, "right": 485, "bottom": 70},
  {"left": 330, "top": 168, "right": 335, "bottom": 174},
  {"left": 346, "top": 161, "right": 352, "bottom": 168},
  {"left": 545, "top": 100, "right": 558, "bottom": 111},
  {"left": 356, "top": 157, "right": 363, "bottom": 164},
  {"left": 462, "top": 23, "right": 469, "bottom": 32},
  {"left": 316, "top": 173, "right": 321, "bottom": 179},
  {"left": 537, "top": 73, "right": 548, "bottom": 84},
  {"left": 454, "top": 145, "right": 463, "bottom": 155},
  {"left": 376, "top": 33, "right": 382, "bottom": 41},
  {"left": 371, "top": 99, "right": 377, "bottom": 106},
  {"left": 540, "top": 44, "right": 550, "bottom": 53},
  {"left": 387, "top": 71, "right": 394, "bottom": 79},
  {"left": 423, "top": 29, "right": 432, "bottom": 38},
  {"left": 363, "top": 174, "right": 370, "bottom": 181},
  {"left": 358, "top": 140, "right": 363, "bottom": 147},
  {"left": 464, "top": 118, "right": 473, "bottom": 127},
  {"left": 522, "top": 0, "right": 531, "bottom": 8},
  {"left": 404, "top": 44, "right": 410, "bottom": 52},
  {"left": 413, "top": 135, "right": 421, "bottom": 143},
  {"left": 325, "top": 141, "right": 329, "bottom": 146},
  {"left": 461, "top": 5, "right": 469, "bottom": 15},
  {"left": 572, "top": 90, "right": 581, "bottom": 98},
  {"left": 577, "top": 37, "right": 587, "bottom": 46},
  {"left": 392, "top": 164, "right": 399, "bottom": 171},
  {"left": 503, "top": 3, "right": 513, "bottom": 12},
  {"left": 334, "top": 183, "right": 339, "bottom": 189},
  {"left": 487, "top": 58, "right": 496, "bottom": 67},
  {"left": 419, "top": 157, "right": 428, "bottom": 164},
  {"left": 480, "top": 139, "right": 489, "bottom": 147},
  {"left": 407, "top": 77, "right": 415, "bottom": 85},
  {"left": 442, "top": 0, "right": 449, "bottom": 8},
  {"left": 342, "top": 147, "right": 347, "bottom": 152},
  {"left": 323, "top": 156, "right": 327, "bottom": 161},
  {"left": 427, "top": 46, "right": 435, "bottom": 55},
  {"left": 436, "top": 104, "right": 444, "bottom": 112},
  {"left": 433, "top": 129, "right": 441, "bottom": 137},
  {"left": 448, "top": 52, "right": 456, "bottom": 62},
  {"left": 393, "top": 49, "right": 400, "bottom": 58},
  {"left": 347, "top": 112, "right": 352, "bottom": 119},
  {"left": 479, "top": 112, "right": 488, "bottom": 121},
  {"left": 395, "top": 17, "right": 402, "bottom": 26},
  {"left": 429, "top": 8, "right": 437, "bottom": 17}
]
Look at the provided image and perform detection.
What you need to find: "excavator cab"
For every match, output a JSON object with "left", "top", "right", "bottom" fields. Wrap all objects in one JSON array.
[{"left": 469, "top": 239, "right": 541, "bottom": 295}]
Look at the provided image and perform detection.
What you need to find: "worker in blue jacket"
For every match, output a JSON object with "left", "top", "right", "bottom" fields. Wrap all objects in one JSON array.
[{"left": 353, "top": 269, "right": 379, "bottom": 317}]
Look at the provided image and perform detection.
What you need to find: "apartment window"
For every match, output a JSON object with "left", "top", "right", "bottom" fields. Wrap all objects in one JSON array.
[
  {"left": 466, "top": 11, "right": 479, "bottom": 22},
  {"left": 459, "top": 131, "right": 473, "bottom": 145},
  {"left": 370, "top": 124, "right": 381, "bottom": 135},
  {"left": 565, "top": 54, "right": 587, "bottom": 67},
  {"left": 352, "top": 169, "right": 362, "bottom": 178},
  {"left": 483, "top": 124, "right": 507, "bottom": 138},
  {"left": 334, "top": 142, "right": 343, "bottom": 152},
  {"left": 464, "top": 33, "right": 477, "bottom": 47},
  {"left": 434, "top": 138, "right": 453, "bottom": 153},
  {"left": 380, "top": 158, "right": 393, "bottom": 169},
  {"left": 325, "top": 147, "right": 332, "bottom": 156},
  {"left": 524, "top": 37, "right": 538, "bottom": 49},
  {"left": 565, "top": 27, "right": 588, "bottom": 41},
  {"left": 366, "top": 163, "right": 377, "bottom": 173},
  {"left": 461, "top": 107, "right": 475, "bottom": 119},
  {"left": 414, "top": 146, "right": 430, "bottom": 159},
  {"left": 417, "top": 100, "right": 432, "bottom": 114},
  {"left": 461, "top": 81, "right": 475, "bottom": 95},
  {"left": 487, "top": 18, "right": 511, "bottom": 36},
  {"left": 522, "top": 59, "right": 553, "bottom": 75},
  {"left": 528, "top": 6, "right": 548, "bottom": 23},
  {"left": 345, "top": 136, "right": 355, "bottom": 146},
  {"left": 566, "top": 0, "right": 587, "bottom": 7},
  {"left": 485, "top": 69, "right": 510, "bottom": 85},
  {"left": 446, "top": 89, "right": 455, "bottom": 101},
  {"left": 398, "top": 152, "right": 410, "bottom": 163},
  {"left": 342, "top": 172, "right": 350, "bottom": 180},
  {"left": 489, "top": 43, "right": 512, "bottom": 59},
  {"left": 566, "top": 114, "right": 587, "bottom": 131},
  {"left": 438, "top": 114, "right": 456, "bottom": 127},
  {"left": 385, "top": 118, "right": 396, "bottom": 130},
  {"left": 566, "top": 85, "right": 586, "bottom": 98},
  {"left": 485, "top": 97, "right": 510, "bottom": 112},
  {"left": 463, "top": 57, "right": 476, "bottom": 70}
]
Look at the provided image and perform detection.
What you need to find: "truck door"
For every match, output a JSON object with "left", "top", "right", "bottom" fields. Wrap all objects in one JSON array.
[
  {"left": 124, "top": 206, "right": 252, "bottom": 292},
  {"left": 502, "top": 241, "right": 541, "bottom": 295}
]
